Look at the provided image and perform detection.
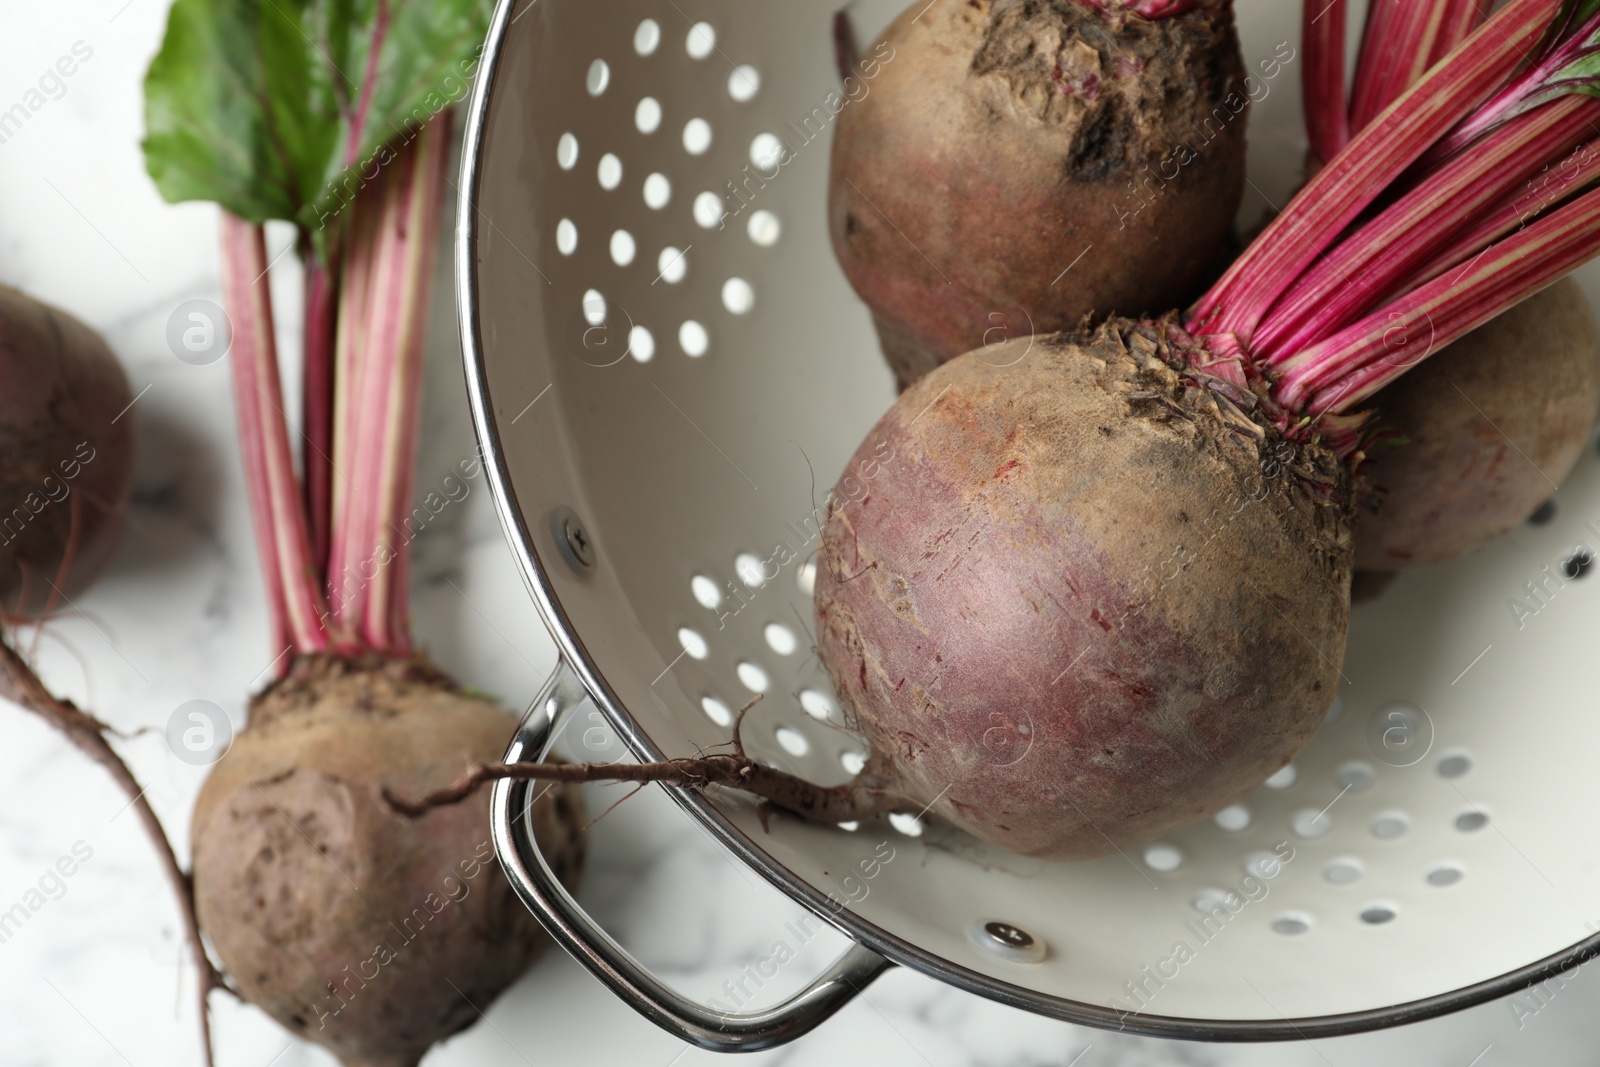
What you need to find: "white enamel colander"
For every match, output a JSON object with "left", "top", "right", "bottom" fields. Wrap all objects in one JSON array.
[{"left": 458, "top": 0, "right": 1600, "bottom": 1051}]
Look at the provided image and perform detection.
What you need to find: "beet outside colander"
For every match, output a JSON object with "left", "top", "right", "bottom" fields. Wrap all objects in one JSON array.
[{"left": 458, "top": 0, "right": 1600, "bottom": 1051}]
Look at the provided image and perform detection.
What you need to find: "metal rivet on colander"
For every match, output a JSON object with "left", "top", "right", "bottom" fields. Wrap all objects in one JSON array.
[
  {"left": 970, "top": 920, "right": 1047, "bottom": 964},
  {"left": 552, "top": 508, "right": 596, "bottom": 573}
]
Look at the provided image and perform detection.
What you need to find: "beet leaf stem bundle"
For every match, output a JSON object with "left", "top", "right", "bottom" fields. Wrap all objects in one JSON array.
[{"left": 1198, "top": 0, "right": 1600, "bottom": 435}]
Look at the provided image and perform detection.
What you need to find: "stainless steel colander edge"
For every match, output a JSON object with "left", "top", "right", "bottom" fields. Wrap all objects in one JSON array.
[{"left": 457, "top": 0, "right": 1600, "bottom": 1049}]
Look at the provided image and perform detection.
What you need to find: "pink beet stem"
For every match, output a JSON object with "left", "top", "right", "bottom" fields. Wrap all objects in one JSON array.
[
  {"left": 325, "top": 191, "right": 378, "bottom": 627},
  {"left": 1349, "top": 0, "right": 1490, "bottom": 133},
  {"left": 1302, "top": 0, "right": 1350, "bottom": 170},
  {"left": 1252, "top": 94, "right": 1600, "bottom": 362},
  {"left": 1431, "top": 2, "right": 1600, "bottom": 158},
  {"left": 1275, "top": 184, "right": 1600, "bottom": 413},
  {"left": 1408, "top": 144, "right": 1600, "bottom": 294},
  {"left": 1188, "top": 0, "right": 1558, "bottom": 341},
  {"left": 219, "top": 216, "right": 331, "bottom": 655},
  {"left": 326, "top": 116, "right": 452, "bottom": 653},
  {"left": 302, "top": 253, "right": 339, "bottom": 580}
]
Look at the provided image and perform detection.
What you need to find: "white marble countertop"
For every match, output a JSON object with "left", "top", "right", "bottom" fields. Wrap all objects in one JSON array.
[{"left": 7, "top": 2, "right": 1600, "bottom": 1066}]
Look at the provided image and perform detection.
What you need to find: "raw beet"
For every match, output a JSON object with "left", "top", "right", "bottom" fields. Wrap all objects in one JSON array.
[
  {"left": 1355, "top": 278, "right": 1600, "bottom": 572},
  {"left": 0, "top": 285, "right": 134, "bottom": 615},
  {"left": 815, "top": 322, "right": 1351, "bottom": 859},
  {"left": 192, "top": 657, "right": 585, "bottom": 1067},
  {"left": 829, "top": 0, "right": 1249, "bottom": 390}
]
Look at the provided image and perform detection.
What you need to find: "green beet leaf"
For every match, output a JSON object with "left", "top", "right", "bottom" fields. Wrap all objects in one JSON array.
[{"left": 142, "top": 0, "right": 490, "bottom": 255}]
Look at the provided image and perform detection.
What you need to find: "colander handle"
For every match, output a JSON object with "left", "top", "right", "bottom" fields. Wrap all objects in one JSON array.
[{"left": 491, "top": 658, "right": 895, "bottom": 1052}]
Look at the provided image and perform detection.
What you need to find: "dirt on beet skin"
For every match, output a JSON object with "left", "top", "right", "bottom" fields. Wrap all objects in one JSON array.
[
  {"left": 192, "top": 656, "right": 585, "bottom": 1067},
  {"left": 816, "top": 321, "right": 1352, "bottom": 860},
  {"left": 830, "top": 0, "right": 1250, "bottom": 389}
]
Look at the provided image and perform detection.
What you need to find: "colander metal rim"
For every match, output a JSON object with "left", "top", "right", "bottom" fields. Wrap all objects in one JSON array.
[{"left": 456, "top": 0, "right": 1599, "bottom": 1040}]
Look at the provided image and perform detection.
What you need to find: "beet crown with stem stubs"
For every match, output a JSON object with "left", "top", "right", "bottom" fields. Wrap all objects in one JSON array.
[
  {"left": 142, "top": 3, "right": 587, "bottom": 1065},
  {"left": 812, "top": 0, "right": 1600, "bottom": 859}
]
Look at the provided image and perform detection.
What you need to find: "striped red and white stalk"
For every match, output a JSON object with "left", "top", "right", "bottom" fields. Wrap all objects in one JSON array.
[
  {"left": 1301, "top": 0, "right": 1350, "bottom": 169},
  {"left": 220, "top": 115, "right": 451, "bottom": 669},
  {"left": 1189, "top": 0, "right": 1600, "bottom": 455},
  {"left": 219, "top": 217, "right": 331, "bottom": 656},
  {"left": 1303, "top": 0, "right": 1489, "bottom": 171},
  {"left": 1349, "top": 0, "right": 1489, "bottom": 133}
]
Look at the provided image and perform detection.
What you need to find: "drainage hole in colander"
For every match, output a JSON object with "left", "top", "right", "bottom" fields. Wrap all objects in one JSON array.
[
  {"left": 723, "top": 278, "right": 756, "bottom": 315},
  {"left": 1360, "top": 904, "right": 1397, "bottom": 925},
  {"left": 679, "top": 321, "right": 709, "bottom": 358},
  {"left": 1436, "top": 752, "right": 1472, "bottom": 779},
  {"left": 694, "top": 191, "right": 724, "bottom": 228},
  {"left": 687, "top": 21, "right": 716, "bottom": 60},
  {"left": 838, "top": 820, "right": 860, "bottom": 832},
  {"left": 889, "top": 813, "right": 925, "bottom": 837},
  {"left": 764, "top": 623, "right": 798, "bottom": 656},
  {"left": 598, "top": 153, "right": 623, "bottom": 191},
  {"left": 582, "top": 289, "right": 607, "bottom": 326},
  {"left": 1324, "top": 859, "right": 1363, "bottom": 885},
  {"left": 586, "top": 59, "right": 610, "bottom": 96},
  {"left": 799, "top": 689, "right": 834, "bottom": 721},
  {"left": 683, "top": 118, "right": 713, "bottom": 156},
  {"left": 702, "top": 696, "right": 733, "bottom": 727},
  {"left": 1455, "top": 809, "right": 1490, "bottom": 832},
  {"left": 635, "top": 18, "right": 661, "bottom": 56},
  {"left": 1193, "top": 888, "right": 1234, "bottom": 914},
  {"left": 751, "top": 133, "right": 785, "bottom": 171},
  {"left": 775, "top": 727, "right": 810, "bottom": 757},
  {"left": 1336, "top": 760, "right": 1376, "bottom": 792},
  {"left": 678, "top": 627, "right": 709, "bottom": 660},
  {"left": 1143, "top": 844, "right": 1183, "bottom": 872},
  {"left": 1264, "top": 763, "right": 1297, "bottom": 789},
  {"left": 627, "top": 325, "right": 654, "bottom": 363},
  {"left": 1561, "top": 546, "right": 1594, "bottom": 580},
  {"left": 749, "top": 210, "right": 782, "bottom": 248},
  {"left": 1529, "top": 498, "right": 1557, "bottom": 525},
  {"left": 1371, "top": 812, "right": 1410, "bottom": 840},
  {"left": 1291, "top": 808, "right": 1332, "bottom": 839},
  {"left": 657, "top": 246, "right": 688, "bottom": 284},
  {"left": 729, "top": 65, "right": 761, "bottom": 102},
  {"left": 644, "top": 172, "right": 672, "bottom": 210},
  {"left": 1427, "top": 863, "right": 1464, "bottom": 887},
  {"left": 610, "top": 230, "right": 637, "bottom": 267},
  {"left": 1272, "top": 914, "right": 1312, "bottom": 936},
  {"left": 636, "top": 97, "right": 662, "bottom": 135},
  {"left": 1245, "top": 851, "right": 1288, "bottom": 880},
  {"left": 1213, "top": 804, "right": 1251, "bottom": 832},
  {"left": 558, "top": 132, "right": 579, "bottom": 170},
  {"left": 735, "top": 552, "right": 767, "bottom": 588},
  {"left": 691, "top": 574, "right": 722, "bottom": 610},
  {"left": 841, "top": 750, "right": 867, "bottom": 775},
  {"left": 798, "top": 557, "right": 817, "bottom": 595},
  {"left": 556, "top": 219, "right": 578, "bottom": 256},
  {"left": 737, "top": 661, "right": 770, "bottom": 693}
]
